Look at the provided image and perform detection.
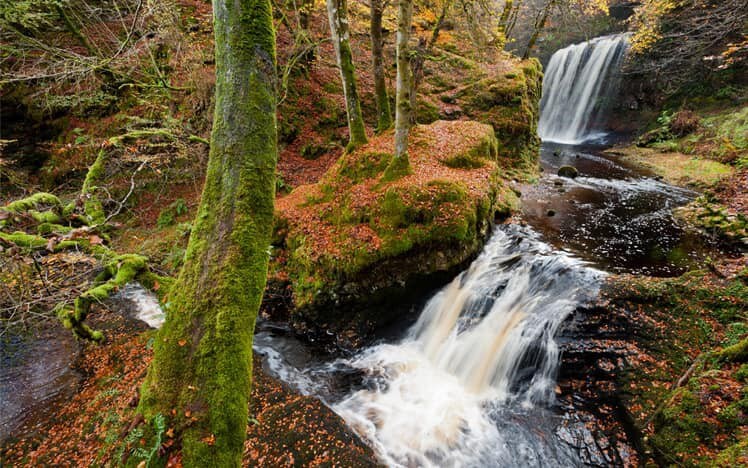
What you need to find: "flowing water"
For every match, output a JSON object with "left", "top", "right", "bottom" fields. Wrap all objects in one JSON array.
[
  {"left": 323, "top": 226, "right": 604, "bottom": 466},
  {"left": 252, "top": 139, "right": 714, "bottom": 465},
  {"left": 522, "top": 142, "right": 718, "bottom": 276},
  {"left": 250, "top": 34, "right": 719, "bottom": 466},
  {"left": 538, "top": 34, "right": 630, "bottom": 144}
]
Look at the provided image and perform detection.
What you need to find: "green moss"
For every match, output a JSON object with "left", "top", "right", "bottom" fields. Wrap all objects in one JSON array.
[
  {"left": 3, "top": 192, "right": 63, "bottom": 213},
  {"left": 651, "top": 385, "right": 716, "bottom": 457},
  {"left": 56, "top": 253, "right": 148, "bottom": 342},
  {"left": 276, "top": 120, "right": 529, "bottom": 327},
  {"left": 735, "top": 364, "right": 748, "bottom": 383},
  {"left": 452, "top": 58, "right": 541, "bottom": 168},
  {"left": 720, "top": 338, "right": 748, "bottom": 363},
  {"left": 381, "top": 154, "right": 413, "bottom": 182},
  {"left": 300, "top": 142, "right": 329, "bottom": 160},
  {"left": 0, "top": 231, "right": 49, "bottom": 249},
  {"left": 715, "top": 437, "right": 748, "bottom": 466},
  {"left": 336, "top": 151, "right": 391, "bottom": 183},
  {"left": 441, "top": 132, "right": 497, "bottom": 168},
  {"left": 416, "top": 98, "right": 440, "bottom": 124},
  {"left": 156, "top": 199, "right": 189, "bottom": 228}
]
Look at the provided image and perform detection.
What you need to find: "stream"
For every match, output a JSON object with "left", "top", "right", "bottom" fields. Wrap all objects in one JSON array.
[
  {"left": 249, "top": 33, "right": 719, "bottom": 466},
  {"left": 251, "top": 140, "right": 714, "bottom": 467}
]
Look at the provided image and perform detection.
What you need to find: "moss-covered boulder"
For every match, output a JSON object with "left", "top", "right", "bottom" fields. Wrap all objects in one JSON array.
[
  {"left": 269, "top": 120, "right": 525, "bottom": 344},
  {"left": 444, "top": 58, "right": 543, "bottom": 171}
]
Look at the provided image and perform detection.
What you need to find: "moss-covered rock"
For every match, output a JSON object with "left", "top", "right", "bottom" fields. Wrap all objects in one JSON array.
[
  {"left": 446, "top": 57, "right": 543, "bottom": 171},
  {"left": 676, "top": 197, "right": 748, "bottom": 247},
  {"left": 557, "top": 165, "right": 579, "bottom": 178},
  {"left": 270, "top": 120, "right": 526, "bottom": 343}
]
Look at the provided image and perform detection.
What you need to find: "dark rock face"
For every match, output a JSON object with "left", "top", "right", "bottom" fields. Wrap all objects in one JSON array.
[
  {"left": 558, "top": 165, "right": 579, "bottom": 178},
  {"left": 280, "top": 238, "right": 489, "bottom": 350}
]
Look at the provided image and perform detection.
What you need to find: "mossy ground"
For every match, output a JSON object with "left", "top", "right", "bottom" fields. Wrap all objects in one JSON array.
[
  {"left": 613, "top": 146, "right": 733, "bottom": 189},
  {"left": 598, "top": 262, "right": 748, "bottom": 466}
]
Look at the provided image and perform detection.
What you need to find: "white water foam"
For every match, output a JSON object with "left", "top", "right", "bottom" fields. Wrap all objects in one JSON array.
[{"left": 119, "top": 283, "right": 165, "bottom": 328}]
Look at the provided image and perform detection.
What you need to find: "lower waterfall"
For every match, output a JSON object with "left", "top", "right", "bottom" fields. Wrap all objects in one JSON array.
[{"left": 331, "top": 225, "right": 603, "bottom": 466}]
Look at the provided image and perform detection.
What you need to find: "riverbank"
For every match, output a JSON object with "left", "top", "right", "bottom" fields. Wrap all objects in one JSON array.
[
  {"left": 561, "top": 104, "right": 748, "bottom": 465},
  {"left": 0, "top": 307, "right": 379, "bottom": 466}
]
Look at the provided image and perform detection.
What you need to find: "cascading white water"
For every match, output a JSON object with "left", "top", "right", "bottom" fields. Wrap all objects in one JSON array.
[
  {"left": 332, "top": 225, "right": 603, "bottom": 466},
  {"left": 538, "top": 34, "right": 630, "bottom": 144}
]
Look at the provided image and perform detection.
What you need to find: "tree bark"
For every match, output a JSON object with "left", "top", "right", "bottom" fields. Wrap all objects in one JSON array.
[
  {"left": 498, "top": 0, "right": 513, "bottom": 39},
  {"left": 137, "top": 0, "right": 277, "bottom": 464},
  {"left": 326, "top": 0, "right": 368, "bottom": 149},
  {"left": 371, "top": 0, "right": 392, "bottom": 131},
  {"left": 408, "top": 0, "right": 450, "bottom": 125},
  {"left": 384, "top": 0, "right": 414, "bottom": 179},
  {"left": 524, "top": 0, "right": 555, "bottom": 59}
]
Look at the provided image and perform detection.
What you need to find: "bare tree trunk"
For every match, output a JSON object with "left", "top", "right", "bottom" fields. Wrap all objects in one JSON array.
[
  {"left": 137, "top": 0, "right": 277, "bottom": 464},
  {"left": 327, "top": 0, "right": 368, "bottom": 149},
  {"left": 384, "top": 0, "right": 414, "bottom": 180},
  {"left": 371, "top": 0, "right": 393, "bottom": 131}
]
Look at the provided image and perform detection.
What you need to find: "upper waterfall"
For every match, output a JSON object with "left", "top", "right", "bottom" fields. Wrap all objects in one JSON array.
[{"left": 538, "top": 33, "right": 630, "bottom": 144}]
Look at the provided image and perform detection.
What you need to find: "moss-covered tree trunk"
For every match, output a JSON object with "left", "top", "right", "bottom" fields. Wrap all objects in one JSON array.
[
  {"left": 523, "top": 0, "right": 555, "bottom": 59},
  {"left": 384, "top": 0, "right": 414, "bottom": 179},
  {"left": 371, "top": 0, "right": 392, "bottom": 132},
  {"left": 498, "top": 0, "right": 514, "bottom": 37},
  {"left": 326, "top": 0, "right": 368, "bottom": 149},
  {"left": 137, "top": 0, "right": 277, "bottom": 464}
]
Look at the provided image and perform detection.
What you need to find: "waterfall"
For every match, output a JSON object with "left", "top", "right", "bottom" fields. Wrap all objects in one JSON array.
[
  {"left": 538, "top": 33, "right": 630, "bottom": 144},
  {"left": 332, "top": 225, "right": 603, "bottom": 466}
]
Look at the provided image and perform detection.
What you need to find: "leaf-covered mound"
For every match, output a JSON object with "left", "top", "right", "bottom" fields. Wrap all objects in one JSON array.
[{"left": 270, "top": 120, "right": 525, "bottom": 340}]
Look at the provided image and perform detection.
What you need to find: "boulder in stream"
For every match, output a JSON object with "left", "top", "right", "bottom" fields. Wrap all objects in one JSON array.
[
  {"left": 268, "top": 120, "right": 534, "bottom": 344},
  {"left": 558, "top": 165, "right": 579, "bottom": 178}
]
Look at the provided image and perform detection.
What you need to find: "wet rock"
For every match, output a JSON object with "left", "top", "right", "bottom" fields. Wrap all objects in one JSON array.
[
  {"left": 248, "top": 355, "right": 379, "bottom": 466},
  {"left": 558, "top": 166, "right": 579, "bottom": 178},
  {"left": 554, "top": 180, "right": 564, "bottom": 186}
]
